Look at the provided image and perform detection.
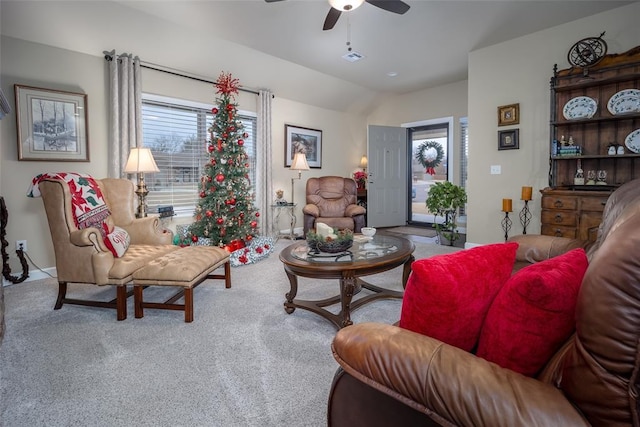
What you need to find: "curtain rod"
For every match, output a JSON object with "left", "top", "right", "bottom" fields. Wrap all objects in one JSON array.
[{"left": 104, "top": 53, "right": 266, "bottom": 96}]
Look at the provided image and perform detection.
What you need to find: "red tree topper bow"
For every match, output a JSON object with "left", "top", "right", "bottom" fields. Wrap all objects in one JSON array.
[{"left": 216, "top": 72, "right": 240, "bottom": 96}]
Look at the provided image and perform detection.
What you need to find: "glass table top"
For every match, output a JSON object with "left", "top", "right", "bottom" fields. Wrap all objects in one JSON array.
[{"left": 290, "top": 234, "right": 404, "bottom": 263}]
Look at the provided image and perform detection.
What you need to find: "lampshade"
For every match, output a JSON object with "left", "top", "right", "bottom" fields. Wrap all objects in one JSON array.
[
  {"left": 124, "top": 148, "right": 159, "bottom": 173},
  {"left": 359, "top": 155, "right": 368, "bottom": 169},
  {"left": 329, "top": 0, "right": 365, "bottom": 11},
  {"left": 290, "top": 152, "right": 310, "bottom": 171}
]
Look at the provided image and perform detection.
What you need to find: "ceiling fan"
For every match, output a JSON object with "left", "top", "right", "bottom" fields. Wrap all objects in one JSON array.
[{"left": 265, "top": 0, "right": 410, "bottom": 31}]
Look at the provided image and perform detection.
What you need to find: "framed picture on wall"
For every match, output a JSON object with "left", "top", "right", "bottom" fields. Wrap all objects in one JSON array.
[
  {"left": 498, "top": 129, "right": 519, "bottom": 150},
  {"left": 497, "top": 103, "right": 520, "bottom": 126},
  {"left": 15, "top": 84, "right": 89, "bottom": 161},
  {"left": 284, "top": 124, "right": 322, "bottom": 168}
]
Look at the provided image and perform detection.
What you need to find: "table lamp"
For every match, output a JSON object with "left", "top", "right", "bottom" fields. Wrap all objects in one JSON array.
[
  {"left": 124, "top": 147, "right": 160, "bottom": 218},
  {"left": 290, "top": 152, "right": 310, "bottom": 205},
  {"left": 359, "top": 155, "right": 368, "bottom": 172}
]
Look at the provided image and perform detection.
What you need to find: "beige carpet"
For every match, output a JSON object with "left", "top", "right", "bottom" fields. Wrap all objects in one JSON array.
[{"left": 381, "top": 226, "right": 437, "bottom": 238}]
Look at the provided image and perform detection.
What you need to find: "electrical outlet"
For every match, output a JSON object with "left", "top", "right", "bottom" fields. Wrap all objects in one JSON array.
[
  {"left": 16, "top": 240, "right": 27, "bottom": 252},
  {"left": 490, "top": 165, "right": 502, "bottom": 175}
]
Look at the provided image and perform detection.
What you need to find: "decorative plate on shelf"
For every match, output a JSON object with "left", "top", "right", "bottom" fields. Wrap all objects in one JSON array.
[
  {"left": 625, "top": 129, "right": 640, "bottom": 154},
  {"left": 563, "top": 96, "right": 597, "bottom": 120},
  {"left": 607, "top": 89, "right": 640, "bottom": 115}
]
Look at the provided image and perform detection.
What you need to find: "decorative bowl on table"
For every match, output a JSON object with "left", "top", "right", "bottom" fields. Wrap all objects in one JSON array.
[
  {"left": 306, "top": 228, "right": 354, "bottom": 253},
  {"left": 361, "top": 227, "right": 376, "bottom": 238}
]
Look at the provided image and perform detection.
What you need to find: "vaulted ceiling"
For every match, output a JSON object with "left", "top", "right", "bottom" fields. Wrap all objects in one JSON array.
[{"left": 1, "top": 1, "right": 633, "bottom": 112}]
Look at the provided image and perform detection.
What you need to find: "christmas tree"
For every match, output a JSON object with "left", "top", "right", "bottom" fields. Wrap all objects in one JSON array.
[{"left": 187, "top": 72, "right": 260, "bottom": 250}]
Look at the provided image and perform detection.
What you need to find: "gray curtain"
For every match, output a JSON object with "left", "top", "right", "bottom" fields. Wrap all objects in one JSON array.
[
  {"left": 107, "top": 50, "right": 142, "bottom": 178},
  {"left": 256, "top": 90, "right": 273, "bottom": 236}
]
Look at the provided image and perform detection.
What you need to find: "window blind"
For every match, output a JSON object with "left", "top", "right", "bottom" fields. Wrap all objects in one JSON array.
[{"left": 141, "top": 97, "right": 257, "bottom": 216}]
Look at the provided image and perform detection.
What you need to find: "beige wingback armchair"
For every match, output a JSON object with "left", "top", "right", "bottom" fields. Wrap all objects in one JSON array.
[
  {"left": 302, "top": 176, "right": 366, "bottom": 235},
  {"left": 39, "top": 178, "right": 178, "bottom": 320}
]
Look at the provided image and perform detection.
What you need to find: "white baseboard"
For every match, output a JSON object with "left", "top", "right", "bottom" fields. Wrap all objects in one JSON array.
[
  {"left": 2, "top": 267, "right": 56, "bottom": 287},
  {"left": 464, "top": 242, "right": 483, "bottom": 249}
]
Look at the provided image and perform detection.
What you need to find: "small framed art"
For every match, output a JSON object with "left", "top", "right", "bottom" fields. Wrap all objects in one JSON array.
[
  {"left": 15, "top": 84, "right": 89, "bottom": 161},
  {"left": 285, "top": 124, "right": 322, "bottom": 168},
  {"left": 498, "top": 129, "right": 519, "bottom": 150},
  {"left": 497, "top": 103, "right": 519, "bottom": 127}
]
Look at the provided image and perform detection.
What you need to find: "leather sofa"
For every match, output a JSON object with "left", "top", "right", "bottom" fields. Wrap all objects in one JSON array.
[
  {"left": 302, "top": 176, "right": 366, "bottom": 235},
  {"left": 328, "top": 178, "right": 640, "bottom": 426}
]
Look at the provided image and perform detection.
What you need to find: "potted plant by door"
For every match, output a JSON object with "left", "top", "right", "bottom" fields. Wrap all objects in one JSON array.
[{"left": 425, "top": 181, "right": 467, "bottom": 246}]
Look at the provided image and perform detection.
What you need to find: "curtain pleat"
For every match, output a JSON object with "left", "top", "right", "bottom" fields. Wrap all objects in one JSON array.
[
  {"left": 256, "top": 90, "right": 273, "bottom": 236},
  {"left": 108, "top": 50, "right": 142, "bottom": 178}
]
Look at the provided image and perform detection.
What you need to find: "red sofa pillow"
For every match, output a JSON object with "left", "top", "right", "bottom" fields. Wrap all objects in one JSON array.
[
  {"left": 476, "top": 248, "right": 588, "bottom": 377},
  {"left": 399, "top": 242, "right": 518, "bottom": 352}
]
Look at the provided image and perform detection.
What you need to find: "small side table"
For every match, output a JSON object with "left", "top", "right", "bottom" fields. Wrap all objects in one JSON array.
[{"left": 271, "top": 203, "right": 297, "bottom": 241}]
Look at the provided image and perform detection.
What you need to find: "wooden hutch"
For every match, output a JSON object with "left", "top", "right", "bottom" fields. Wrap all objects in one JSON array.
[{"left": 542, "top": 45, "right": 640, "bottom": 242}]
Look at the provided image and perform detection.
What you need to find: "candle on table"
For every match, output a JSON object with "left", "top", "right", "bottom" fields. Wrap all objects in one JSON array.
[
  {"left": 502, "top": 198, "right": 513, "bottom": 212},
  {"left": 521, "top": 186, "right": 533, "bottom": 201}
]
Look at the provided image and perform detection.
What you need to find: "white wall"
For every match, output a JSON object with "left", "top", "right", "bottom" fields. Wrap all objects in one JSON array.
[
  {"left": 0, "top": 36, "right": 367, "bottom": 274},
  {"left": 466, "top": 2, "right": 640, "bottom": 245}
]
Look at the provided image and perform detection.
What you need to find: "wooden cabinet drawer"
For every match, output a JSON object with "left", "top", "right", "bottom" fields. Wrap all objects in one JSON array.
[
  {"left": 580, "top": 197, "right": 608, "bottom": 212},
  {"left": 542, "top": 196, "right": 577, "bottom": 210},
  {"left": 541, "top": 210, "right": 577, "bottom": 226},
  {"left": 542, "top": 224, "right": 577, "bottom": 239}
]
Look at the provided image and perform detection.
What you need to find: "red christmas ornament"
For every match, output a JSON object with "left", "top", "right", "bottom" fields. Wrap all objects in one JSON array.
[
  {"left": 246, "top": 235, "right": 253, "bottom": 241},
  {"left": 199, "top": 191, "right": 206, "bottom": 198},
  {"left": 250, "top": 221, "right": 258, "bottom": 228},
  {"left": 207, "top": 176, "right": 213, "bottom": 182},
  {"left": 243, "top": 132, "right": 248, "bottom": 138},
  {"left": 255, "top": 212, "right": 260, "bottom": 217},
  {"left": 216, "top": 218, "right": 224, "bottom": 225},
  {"left": 238, "top": 139, "right": 244, "bottom": 146},
  {"left": 215, "top": 173, "right": 225, "bottom": 183},
  {"left": 226, "top": 104, "right": 234, "bottom": 111},
  {"left": 228, "top": 126, "right": 235, "bottom": 131},
  {"left": 229, "top": 198, "right": 236, "bottom": 205},
  {"left": 206, "top": 210, "right": 213, "bottom": 217},
  {"left": 210, "top": 158, "right": 216, "bottom": 165},
  {"left": 191, "top": 235, "right": 199, "bottom": 243},
  {"left": 245, "top": 163, "right": 250, "bottom": 168},
  {"left": 208, "top": 145, "right": 214, "bottom": 153},
  {"left": 222, "top": 133, "right": 228, "bottom": 138},
  {"left": 212, "top": 107, "right": 219, "bottom": 114},
  {"left": 239, "top": 212, "right": 245, "bottom": 218}
]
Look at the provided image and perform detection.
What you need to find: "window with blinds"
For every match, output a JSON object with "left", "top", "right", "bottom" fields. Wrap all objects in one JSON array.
[
  {"left": 459, "top": 117, "right": 468, "bottom": 215},
  {"left": 141, "top": 95, "right": 257, "bottom": 216}
]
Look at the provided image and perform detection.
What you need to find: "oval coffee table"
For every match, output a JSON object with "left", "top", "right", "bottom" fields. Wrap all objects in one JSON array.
[{"left": 279, "top": 234, "right": 415, "bottom": 329}]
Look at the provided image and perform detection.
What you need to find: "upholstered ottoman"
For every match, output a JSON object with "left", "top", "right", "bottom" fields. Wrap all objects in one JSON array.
[{"left": 132, "top": 245, "right": 231, "bottom": 322}]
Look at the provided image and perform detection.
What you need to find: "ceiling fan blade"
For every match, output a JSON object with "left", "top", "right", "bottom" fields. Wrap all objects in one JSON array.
[
  {"left": 323, "top": 7, "right": 342, "bottom": 31},
  {"left": 366, "top": 0, "right": 410, "bottom": 15}
]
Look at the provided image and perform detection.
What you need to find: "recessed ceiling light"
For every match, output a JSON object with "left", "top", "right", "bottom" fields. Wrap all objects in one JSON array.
[{"left": 387, "top": 71, "right": 398, "bottom": 77}]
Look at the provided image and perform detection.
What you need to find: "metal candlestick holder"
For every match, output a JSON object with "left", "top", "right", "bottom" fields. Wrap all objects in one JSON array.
[
  {"left": 519, "top": 200, "right": 532, "bottom": 234},
  {"left": 501, "top": 212, "right": 512, "bottom": 242}
]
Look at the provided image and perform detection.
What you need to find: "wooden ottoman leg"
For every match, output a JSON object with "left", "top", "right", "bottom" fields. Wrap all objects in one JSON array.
[
  {"left": 224, "top": 261, "right": 231, "bottom": 288},
  {"left": 134, "top": 286, "right": 144, "bottom": 319},
  {"left": 184, "top": 287, "right": 194, "bottom": 323}
]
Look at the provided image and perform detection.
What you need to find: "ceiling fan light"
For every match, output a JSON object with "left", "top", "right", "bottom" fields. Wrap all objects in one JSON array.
[{"left": 329, "top": 0, "right": 365, "bottom": 12}]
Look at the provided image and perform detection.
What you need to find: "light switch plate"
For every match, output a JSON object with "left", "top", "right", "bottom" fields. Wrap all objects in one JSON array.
[{"left": 490, "top": 165, "right": 501, "bottom": 175}]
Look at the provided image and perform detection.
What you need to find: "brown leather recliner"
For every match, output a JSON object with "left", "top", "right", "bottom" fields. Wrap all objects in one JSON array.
[
  {"left": 328, "top": 179, "right": 640, "bottom": 426},
  {"left": 302, "top": 176, "right": 366, "bottom": 235},
  {"left": 38, "top": 178, "right": 178, "bottom": 320}
]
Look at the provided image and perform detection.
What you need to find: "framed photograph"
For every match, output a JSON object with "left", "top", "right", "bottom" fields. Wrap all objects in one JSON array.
[
  {"left": 497, "top": 103, "right": 519, "bottom": 127},
  {"left": 15, "top": 84, "right": 89, "bottom": 161},
  {"left": 285, "top": 124, "right": 322, "bottom": 168},
  {"left": 498, "top": 129, "right": 519, "bottom": 150}
]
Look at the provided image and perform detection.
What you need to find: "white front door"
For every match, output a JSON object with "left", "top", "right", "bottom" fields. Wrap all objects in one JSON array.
[{"left": 367, "top": 125, "right": 407, "bottom": 228}]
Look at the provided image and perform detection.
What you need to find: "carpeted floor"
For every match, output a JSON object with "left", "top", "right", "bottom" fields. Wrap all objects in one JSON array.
[{"left": 0, "top": 238, "right": 460, "bottom": 427}]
